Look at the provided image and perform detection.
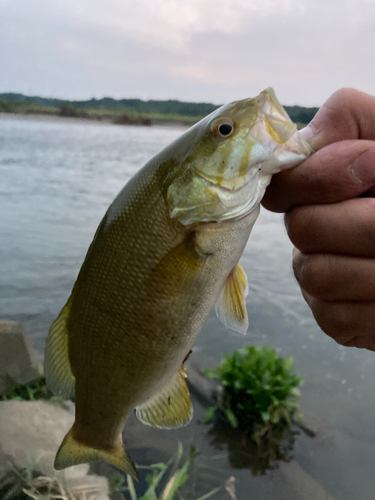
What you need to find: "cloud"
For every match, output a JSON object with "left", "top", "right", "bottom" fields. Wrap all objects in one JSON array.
[
  {"left": 1, "top": 0, "right": 375, "bottom": 105},
  {"left": 56, "top": 0, "right": 306, "bottom": 47}
]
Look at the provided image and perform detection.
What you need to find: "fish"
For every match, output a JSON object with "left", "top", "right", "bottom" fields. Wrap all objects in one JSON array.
[{"left": 44, "top": 88, "right": 312, "bottom": 480}]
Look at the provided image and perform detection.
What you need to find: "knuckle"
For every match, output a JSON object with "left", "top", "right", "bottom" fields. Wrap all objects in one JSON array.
[
  {"left": 343, "top": 335, "right": 375, "bottom": 351},
  {"left": 307, "top": 297, "right": 375, "bottom": 351},
  {"left": 286, "top": 206, "right": 317, "bottom": 251},
  {"left": 293, "top": 253, "right": 333, "bottom": 300},
  {"left": 311, "top": 300, "right": 353, "bottom": 339},
  {"left": 363, "top": 199, "right": 375, "bottom": 246}
]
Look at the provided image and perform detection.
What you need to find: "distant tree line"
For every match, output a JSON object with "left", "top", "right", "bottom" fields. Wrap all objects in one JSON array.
[
  {"left": 0, "top": 93, "right": 319, "bottom": 124},
  {"left": 0, "top": 93, "right": 219, "bottom": 117},
  {"left": 284, "top": 105, "right": 319, "bottom": 125}
]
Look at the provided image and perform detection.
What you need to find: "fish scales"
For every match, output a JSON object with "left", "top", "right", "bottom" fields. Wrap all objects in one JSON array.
[{"left": 44, "top": 88, "right": 313, "bottom": 479}]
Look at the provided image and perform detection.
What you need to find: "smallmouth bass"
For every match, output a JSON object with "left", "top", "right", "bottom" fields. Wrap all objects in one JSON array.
[{"left": 44, "top": 88, "right": 312, "bottom": 479}]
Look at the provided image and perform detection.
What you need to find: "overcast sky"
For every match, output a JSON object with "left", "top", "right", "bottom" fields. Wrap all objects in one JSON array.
[{"left": 1, "top": 0, "right": 374, "bottom": 106}]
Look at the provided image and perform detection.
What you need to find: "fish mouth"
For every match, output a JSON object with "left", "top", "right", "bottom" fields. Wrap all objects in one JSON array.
[
  {"left": 194, "top": 167, "right": 258, "bottom": 193},
  {"left": 193, "top": 166, "right": 263, "bottom": 222},
  {"left": 169, "top": 164, "right": 264, "bottom": 225}
]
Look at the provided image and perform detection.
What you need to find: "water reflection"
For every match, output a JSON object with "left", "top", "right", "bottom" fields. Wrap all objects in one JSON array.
[{"left": 208, "top": 419, "right": 298, "bottom": 475}]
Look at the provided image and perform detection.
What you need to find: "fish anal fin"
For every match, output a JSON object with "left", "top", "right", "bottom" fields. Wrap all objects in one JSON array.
[
  {"left": 54, "top": 427, "right": 138, "bottom": 481},
  {"left": 44, "top": 300, "right": 75, "bottom": 399},
  {"left": 136, "top": 368, "right": 193, "bottom": 429},
  {"left": 215, "top": 263, "right": 249, "bottom": 334}
]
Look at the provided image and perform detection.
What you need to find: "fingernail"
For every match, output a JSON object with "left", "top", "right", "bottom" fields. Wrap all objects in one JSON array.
[
  {"left": 348, "top": 148, "right": 375, "bottom": 185},
  {"left": 299, "top": 125, "right": 314, "bottom": 143}
]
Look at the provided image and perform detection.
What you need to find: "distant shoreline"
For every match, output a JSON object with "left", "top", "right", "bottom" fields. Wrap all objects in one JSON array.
[
  {"left": 0, "top": 112, "right": 109, "bottom": 125},
  {"left": 0, "top": 112, "right": 192, "bottom": 128},
  {"left": 0, "top": 92, "right": 318, "bottom": 129}
]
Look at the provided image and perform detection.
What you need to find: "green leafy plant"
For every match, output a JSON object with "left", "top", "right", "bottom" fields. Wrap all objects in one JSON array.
[{"left": 204, "top": 345, "right": 303, "bottom": 443}]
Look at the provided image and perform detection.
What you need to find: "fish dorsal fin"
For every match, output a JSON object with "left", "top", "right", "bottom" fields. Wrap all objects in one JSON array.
[
  {"left": 136, "top": 366, "right": 193, "bottom": 429},
  {"left": 215, "top": 263, "right": 249, "bottom": 334},
  {"left": 44, "top": 300, "right": 75, "bottom": 399}
]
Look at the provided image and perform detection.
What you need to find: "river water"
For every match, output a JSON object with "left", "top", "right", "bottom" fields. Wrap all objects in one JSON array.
[{"left": 1, "top": 115, "right": 375, "bottom": 499}]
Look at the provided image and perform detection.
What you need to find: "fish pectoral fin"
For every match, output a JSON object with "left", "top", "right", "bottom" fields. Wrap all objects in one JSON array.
[
  {"left": 44, "top": 300, "right": 75, "bottom": 399},
  {"left": 136, "top": 367, "right": 193, "bottom": 429},
  {"left": 150, "top": 232, "right": 206, "bottom": 297},
  {"left": 215, "top": 263, "right": 249, "bottom": 334},
  {"left": 54, "top": 427, "right": 139, "bottom": 481}
]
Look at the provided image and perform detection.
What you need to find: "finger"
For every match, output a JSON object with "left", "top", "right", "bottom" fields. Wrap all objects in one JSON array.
[
  {"left": 262, "top": 140, "right": 375, "bottom": 212},
  {"left": 300, "top": 290, "right": 375, "bottom": 351},
  {"left": 286, "top": 198, "right": 375, "bottom": 257},
  {"left": 300, "top": 87, "right": 375, "bottom": 151},
  {"left": 293, "top": 249, "right": 375, "bottom": 301}
]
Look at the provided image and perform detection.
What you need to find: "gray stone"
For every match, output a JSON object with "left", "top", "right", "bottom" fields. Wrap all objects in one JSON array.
[
  {"left": 185, "top": 351, "right": 219, "bottom": 406},
  {"left": 278, "top": 461, "right": 338, "bottom": 500},
  {"left": 0, "top": 320, "right": 43, "bottom": 394},
  {"left": 0, "top": 400, "right": 110, "bottom": 499}
]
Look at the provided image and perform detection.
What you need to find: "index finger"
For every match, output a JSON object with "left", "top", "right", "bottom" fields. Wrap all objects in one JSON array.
[
  {"left": 262, "top": 87, "right": 375, "bottom": 213},
  {"left": 262, "top": 139, "right": 375, "bottom": 212}
]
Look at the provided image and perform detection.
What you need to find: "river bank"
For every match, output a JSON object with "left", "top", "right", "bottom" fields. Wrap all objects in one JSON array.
[{"left": 0, "top": 110, "right": 197, "bottom": 127}]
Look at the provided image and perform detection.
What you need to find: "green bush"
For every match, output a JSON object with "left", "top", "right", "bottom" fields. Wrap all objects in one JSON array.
[
  {"left": 204, "top": 345, "right": 303, "bottom": 442},
  {"left": 0, "top": 99, "right": 11, "bottom": 112}
]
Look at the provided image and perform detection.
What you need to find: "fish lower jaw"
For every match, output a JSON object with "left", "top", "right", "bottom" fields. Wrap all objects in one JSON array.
[
  {"left": 175, "top": 179, "right": 268, "bottom": 225},
  {"left": 169, "top": 169, "right": 269, "bottom": 225},
  {"left": 214, "top": 173, "right": 271, "bottom": 222},
  {"left": 216, "top": 190, "right": 263, "bottom": 222}
]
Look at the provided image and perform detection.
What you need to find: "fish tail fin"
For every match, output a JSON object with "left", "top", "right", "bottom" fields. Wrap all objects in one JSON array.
[{"left": 54, "top": 427, "right": 139, "bottom": 481}]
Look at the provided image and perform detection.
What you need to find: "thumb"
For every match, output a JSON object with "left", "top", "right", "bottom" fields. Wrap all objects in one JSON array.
[{"left": 300, "top": 88, "right": 375, "bottom": 151}]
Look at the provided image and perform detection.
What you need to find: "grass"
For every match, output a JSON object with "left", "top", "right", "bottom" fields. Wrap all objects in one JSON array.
[
  {"left": 0, "top": 464, "right": 108, "bottom": 500},
  {"left": 204, "top": 345, "right": 304, "bottom": 445},
  {"left": 111, "top": 443, "right": 225, "bottom": 500},
  {"left": 0, "top": 382, "right": 230, "bottom": 497},
  {"left": 0, "top": 377, "right": 64, "bottom": 404}
]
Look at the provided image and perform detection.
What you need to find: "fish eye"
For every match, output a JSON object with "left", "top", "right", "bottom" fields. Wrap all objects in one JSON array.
[
  {"left": 219, "top": 123, "right": 233, "bottom": 136},
  {"left": 212, "top": 119, "right": 235, "bottom": 138}
]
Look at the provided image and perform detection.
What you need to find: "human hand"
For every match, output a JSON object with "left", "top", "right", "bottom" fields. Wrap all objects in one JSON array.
[{"left": 262, "top": 88, "right": 375, "bottom": 350}]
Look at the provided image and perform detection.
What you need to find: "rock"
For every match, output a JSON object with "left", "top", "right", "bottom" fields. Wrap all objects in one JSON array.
[
  {"left": 0, "top": 320, "right": 43, "bottom": 395},
  {"left": 185, "top": 351, "right": 219, "bottom": 406},
  {"left": 278, "top": 461, "right": 338, "bottom": 500},
  {"left": 0, "top": 400, "right": 110, "bottom": 499}
]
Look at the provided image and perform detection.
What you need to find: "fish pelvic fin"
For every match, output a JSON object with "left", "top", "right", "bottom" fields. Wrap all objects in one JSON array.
[
  {"left": 136, "top": 367, "right": 193, "bottom": 429},
  {"left": 215, "top": 263, "right": 249, "bottom": 334},
  {"left": 44, "top": 300, "right": 75, "bottom": 399},
  {"left": 54, "top": 427, "right": 139, "bottom": 481}
]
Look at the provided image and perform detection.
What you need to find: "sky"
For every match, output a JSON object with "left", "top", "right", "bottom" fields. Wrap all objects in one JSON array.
[{"left": 1, "top": 0, "right": 375, "bottom": 107}]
